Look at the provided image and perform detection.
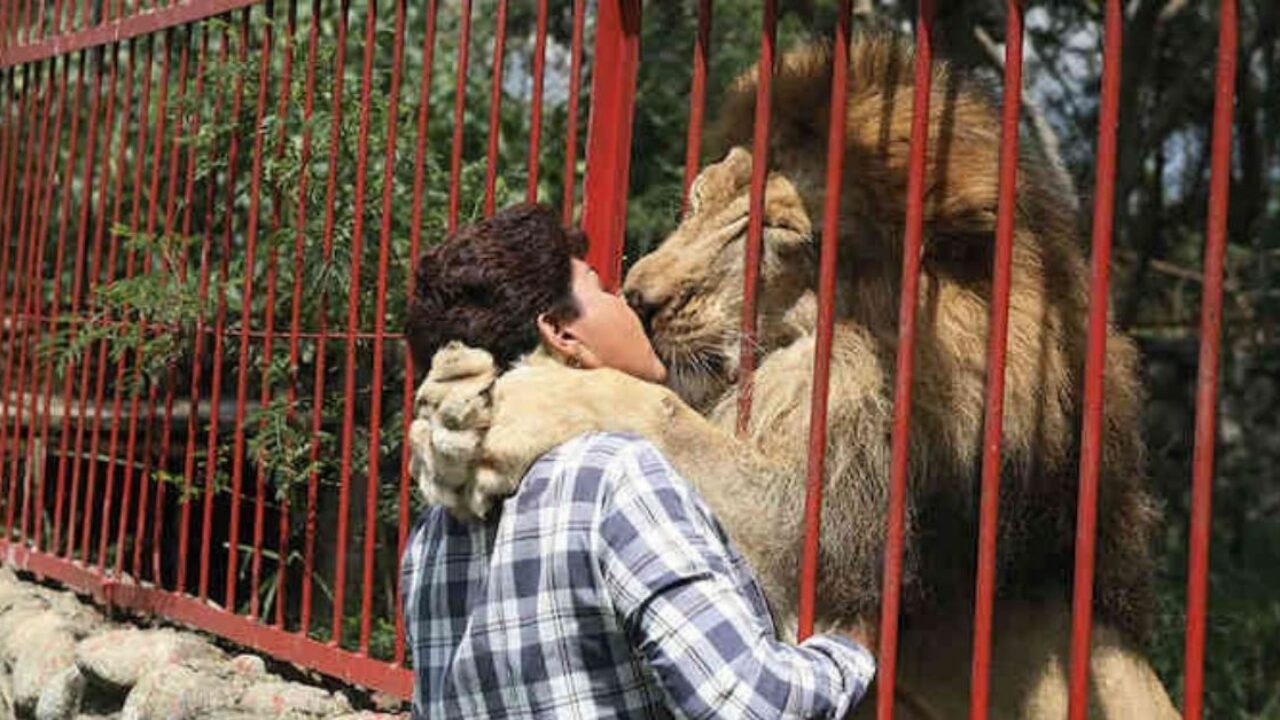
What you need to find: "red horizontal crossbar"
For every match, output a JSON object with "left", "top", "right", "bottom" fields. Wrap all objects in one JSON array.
[
  {"left": 0, "top": 0, "right": 267, "bottom": 69},
  {"left": 0, "top": 541, "right": 413, "bottom": 699},
  {"left": 3, "top": 311, "right": 406, "bottom": 341}
]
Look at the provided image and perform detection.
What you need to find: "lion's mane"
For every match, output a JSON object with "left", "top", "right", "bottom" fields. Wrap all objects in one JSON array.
[{"left": 623, "top": 34, "right": 1160, "bottom": 639}]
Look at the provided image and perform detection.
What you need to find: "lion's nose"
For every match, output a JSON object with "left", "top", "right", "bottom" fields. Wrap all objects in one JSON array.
[{"left": 625, "top": 289, "right": 660, "bottom": 334}]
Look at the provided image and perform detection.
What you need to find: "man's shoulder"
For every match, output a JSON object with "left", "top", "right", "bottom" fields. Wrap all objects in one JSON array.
[
  {"left": 534, "top": 431, "right": 661, "bottom": 472},
  {"left": 517, "top": 432, "right": 675, "bottom": 506}
]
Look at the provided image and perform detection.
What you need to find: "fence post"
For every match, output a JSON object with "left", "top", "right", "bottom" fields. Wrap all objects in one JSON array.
[{"left": 580, "top": 0, "right": 640, "bottom": 292}]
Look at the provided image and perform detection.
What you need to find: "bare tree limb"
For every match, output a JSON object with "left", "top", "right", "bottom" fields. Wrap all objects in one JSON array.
[
  {"left": 1157, "top": 0, "right": 1190, "bottom": 24},
  {"left": 972, "top": 24, "right": 1075, "bottom": 204}
]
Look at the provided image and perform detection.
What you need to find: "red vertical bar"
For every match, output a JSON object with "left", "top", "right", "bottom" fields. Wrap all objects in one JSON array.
[
  {"left": 878, "top": 2, "right": 935, "bottom": 718},
  {"left": 446, "top": 0, "right": 472, "bottom": 232},
  {"left": 198, "top": 26, "right": 234, "bottom": 594},
  {"left": 524, "top": 0, "right": 547, "bottom": 203},
  {"left": 5, "top": 0, "right": 15, "bottom": 49},
  {"left": 26, "top": 57, "right": 73, "bottom": 551},
  {"left": 734, "top": 0, "right": 776, "bottom": 434},
  {"left": 266, "top": 0, "right": 297, "bottom": 628},
  {"left": 200, "top": 19, "right": 249, "bottom": 601},
  {"left": 6, "top": 0, "right": 16, "bottom": 46},
  {"left": 580, "top": 0, "right": 640, "bottom": 291},
  {"left": 18, "top": 0, "right": 29, "bottom": 45},
  {"left": 0, "top": 65, "right": 40, "bottom": 538},
  {"left": 227, "top": 1, "right": 276, "bottom": 615},
  {"left": 0, "top": 68, "right": 16, "bottom": 281},
  {"left": 20, "top": 61, "right": 63, "bottom": 546},
  {"left": 0, "top": 77, "right": 16, "bottom": 485},
  {"left": 126, "top": 27, "right": 179, "bottom": 581},
  {"left": 148, "top": 27, "right": 192, "bottom": 587},
  {"left": 559, "top": 0, "right": 585, "bottom": 226},
  {"left": 481, "top": 0, "right": 507, "bottom": 216},
  {"left": 306, "top": 0, "right": 350, "bottom": 634},
  {"left": 72, "top": 38, "right": 130, "bottom": 563},
  {"left": 332, "top": 0, "right": 380, "bottom": 649},
  {"left": 797, "top": 0, "right": 850, "bottom": 642},
  {"left": 361, "top": 0, "right": 406, "bottom": 655},
  {"left": 0, "top": 69, "right": 23, "bottom": 529},
  {"left": 119, "top": 32, "right": 169, "bottom": 577},
  {"left": 176, "top": 26, "right": 215, "bottom": 595},
  {"left": 0, "top": 68, "right": 12, "bottom": 272},
  {"left": 98, "top": 33, "right": 153, "bottom": 574},
  {"left": 0, "top": 70, "right": 33, "bottom": 533},
  {"left": 127, "top": 382, "right": 158, "bottom": 575},
  {"left": 969, "top": 2, "right": 1023, "bottom": 717},
  {"left": 680, "top": 0, "right": 712, "bottom": 211},
  {"left": 46, "top": 46, "right": 104, "bottom": 558},
  {"left": 1067, "top": 0, "right": 1122, "bottom": 716},
  {"left": 61, "top": 45, "right": 115, "bottom": 559},
  {"left": 11, "top": 62, "right": 60, "bottom": 545},
  {"left": 1182, "top": 1, "right": 1237, "bottom": 717},
  {"left": 406, "top": 0, "right": 438, "bottom": 259},
  {"left": 33, "top": 0, "right": 44, "bottom": 42},
  {"left": 397, "top": 0, "right": 439, "bottom": 663},
  {"left": 97, "top": 36, "right": 152, "bottom": 573},
  {"left": 0, "top": 75, "right": 13, "bottom": 414},
  {"left": 0, "top": 66, "right": 20, "bottom": 238},
  {"left": 287, "top": 0, "right": 321, "bottom": 631},
  {"left": 49, "top": 47, "right": 101, "bottom": 556},
  {"left": 0, "top": 64, "right": 13, "bottom": 233},
  {"left": 1, "top": 63, "right": 42, "bottom": 537},
  {"left": 19, "top": 59, "right": 67, "bottom": 547}
]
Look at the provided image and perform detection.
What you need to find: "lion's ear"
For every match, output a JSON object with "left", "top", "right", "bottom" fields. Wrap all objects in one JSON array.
[
  {"left": 689, "top": 147, "right": 754, "bottom": 216},
  {"left": 763, "top": 174, "right": 814, "bottom": 255}
]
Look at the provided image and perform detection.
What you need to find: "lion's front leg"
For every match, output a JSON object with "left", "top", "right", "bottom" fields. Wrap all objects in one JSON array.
[
  {"left": 698, "top": 326, "right": 896, "bottom": 627},
  {"left": 477, "top": 359, "right": 678, "bottom": 485},
  {"left": 412, "top": 343, "right": 702, "bottom": 518}
]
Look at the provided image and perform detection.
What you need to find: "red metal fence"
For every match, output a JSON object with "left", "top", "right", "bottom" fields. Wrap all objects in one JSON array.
[{"left": 0, "top": 0, "right": 1238, "bottom": 717}]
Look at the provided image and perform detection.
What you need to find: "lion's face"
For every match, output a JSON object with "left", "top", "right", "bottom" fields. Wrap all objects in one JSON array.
[{"left": 623, "top": 148, "right": 816, "bottom": 410}]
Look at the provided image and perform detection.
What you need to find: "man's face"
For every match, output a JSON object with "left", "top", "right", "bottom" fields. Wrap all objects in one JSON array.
[{"left": 561, "top": 259, "right": 668, "bottom": 384}]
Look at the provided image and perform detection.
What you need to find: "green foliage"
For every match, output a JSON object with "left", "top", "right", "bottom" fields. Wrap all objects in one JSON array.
[{"left": 32, "top": 0, "right": 584, "bottom": 661}]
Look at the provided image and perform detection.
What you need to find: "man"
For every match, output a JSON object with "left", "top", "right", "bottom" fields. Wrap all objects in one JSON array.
[{"left": 402, "top": 204, "right": 875, "bottom": 718}]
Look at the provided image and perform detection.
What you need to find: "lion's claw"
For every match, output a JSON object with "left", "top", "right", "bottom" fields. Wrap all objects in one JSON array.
[{"left": 410, "top": 342, "right": 507, "bottom": 519}]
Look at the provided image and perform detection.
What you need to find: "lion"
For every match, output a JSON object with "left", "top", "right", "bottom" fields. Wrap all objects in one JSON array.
[{"left": 412, "top": 35, "right": 1177, "bottom": 718}]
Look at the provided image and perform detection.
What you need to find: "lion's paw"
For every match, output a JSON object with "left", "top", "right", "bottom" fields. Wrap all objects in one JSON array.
[{"left": 410, "top": 342, "right": 508, "bottom": 519}]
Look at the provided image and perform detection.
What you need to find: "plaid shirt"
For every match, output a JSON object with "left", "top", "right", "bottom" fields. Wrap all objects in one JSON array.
[{"left": 401, "top": 432, "right": 875, "bottom": 719}]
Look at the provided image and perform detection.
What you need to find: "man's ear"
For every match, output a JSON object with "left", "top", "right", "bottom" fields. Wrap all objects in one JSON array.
[{"left": 536, "top": 312, "right": 581, "bottom": 362}]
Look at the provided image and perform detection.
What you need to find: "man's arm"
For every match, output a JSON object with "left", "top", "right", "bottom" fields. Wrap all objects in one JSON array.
[{"left": 597, "top": 440, "right": 875, "bottom": 719}]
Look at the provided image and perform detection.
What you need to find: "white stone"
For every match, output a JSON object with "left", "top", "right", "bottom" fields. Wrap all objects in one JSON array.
[
  {"left": 76, "top": 629, "right": 222, "bottom": 692},
  {"left": 0, "top": 673, "right": 14, "bottom": 720},
  {"left": 45, "top": 591, "right": 103, "bottom": 638},
  {"left": 35, "top": 665, "right": 86, "bottom": 720},
  {"left": 10, "top": 613, "right": 77, "bottom": 713},
  {"left": 0, "top": 603, "right": 51, "bottom": 661},
  {"left": 226, "top": 654, "right": 268, "bottom": 680},
  {"left": 238, "top": 681, "right": 351, "bottom": 717},
  {"left": 120, "top": 663, "right": 241, "bottom": 720}
]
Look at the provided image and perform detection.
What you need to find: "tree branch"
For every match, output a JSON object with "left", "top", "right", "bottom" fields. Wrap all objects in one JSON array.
[{"left": 972, "top": 24, "right": 1074, "bottom": 204}]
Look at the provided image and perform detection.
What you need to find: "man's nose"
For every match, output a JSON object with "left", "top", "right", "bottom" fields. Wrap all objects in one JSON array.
[{"left": 625, "top": 289, "right": 659, "bottom": 334}]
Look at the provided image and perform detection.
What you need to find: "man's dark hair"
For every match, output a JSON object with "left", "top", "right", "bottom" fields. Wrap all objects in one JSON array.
[{"left": 406, "top": 203, "right": 588, "bottom": 370}]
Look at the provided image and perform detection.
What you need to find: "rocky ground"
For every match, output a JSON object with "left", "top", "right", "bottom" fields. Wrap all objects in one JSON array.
[{"left": 0, "top": 566, "right": 408, "bottom": 720}]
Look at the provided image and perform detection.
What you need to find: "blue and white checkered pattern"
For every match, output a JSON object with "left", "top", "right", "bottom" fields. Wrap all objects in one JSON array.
[{"left": 402, "top": 432, "right": 875, "bottom": 719}]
